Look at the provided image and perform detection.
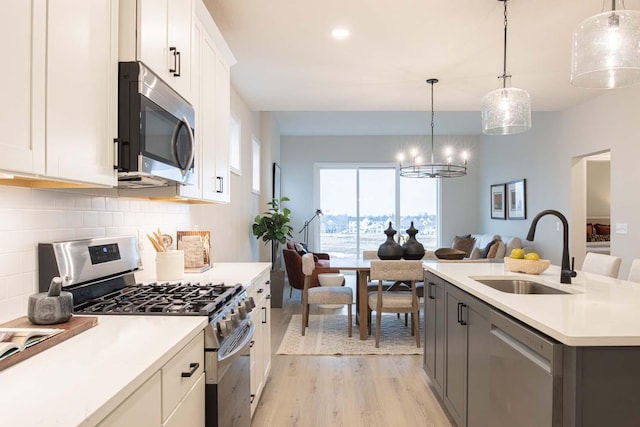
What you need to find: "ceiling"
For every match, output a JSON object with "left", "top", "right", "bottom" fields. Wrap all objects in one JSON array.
[{"left": 205, "top": 1, "right": 635, "bottom": 121}]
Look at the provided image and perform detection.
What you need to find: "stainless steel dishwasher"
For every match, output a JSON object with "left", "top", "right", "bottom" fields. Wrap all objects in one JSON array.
[{"left": 488, "top": 309, "right": 563, "bottom": 427}]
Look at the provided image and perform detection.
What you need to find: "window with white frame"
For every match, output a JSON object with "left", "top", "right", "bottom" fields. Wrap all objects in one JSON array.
[
  {"left": 252, "top": 136, "right": 261, "bottom": 194},
  {"left": 229, "top": 113, "right": 241, "bottom": 174},
  {"left": 317, "top": 164, "right": 439, "bottom": 258}
]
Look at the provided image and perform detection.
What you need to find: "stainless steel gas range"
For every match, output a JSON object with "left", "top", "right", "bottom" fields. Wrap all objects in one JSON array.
[{"left": 37, "top": 235, "right": 254, "bottom": 427}]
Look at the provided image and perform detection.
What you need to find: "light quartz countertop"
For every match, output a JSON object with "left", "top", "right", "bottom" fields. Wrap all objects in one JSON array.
[
  {"left": 426, "top": 262, "right": 640, "bottom": 347},
  {"left": 0, "top": 262, "right": 270, "bottom": 426}
]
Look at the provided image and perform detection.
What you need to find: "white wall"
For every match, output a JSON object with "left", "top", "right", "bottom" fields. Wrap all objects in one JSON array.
[
  {"left": 478, "top": 85, "right": 640, "bottom": 277},
  {"left": 280, "top": 134, "right": 481, "bottom": 251}
]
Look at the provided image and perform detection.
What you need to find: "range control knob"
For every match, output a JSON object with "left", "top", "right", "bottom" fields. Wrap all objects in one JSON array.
[
  {"left": 230, "top": 312, "right": 240, "bottom": 327},
  {"left": 236, "top": 302, "right": 248, "bottom": 319},
  {"left": 245, "top": 297, "right": 256, "bottom": 311},
  {"left": 219, "top": 316, "right": 234, "bottom": 337}
]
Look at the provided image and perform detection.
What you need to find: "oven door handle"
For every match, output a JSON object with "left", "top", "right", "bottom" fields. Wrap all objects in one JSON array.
[
  {"left": 170, "top": 115, "right": 195, "bottom": 177},
  {"left": 218, "top": 320, "right": 255, "bottom": 364}
]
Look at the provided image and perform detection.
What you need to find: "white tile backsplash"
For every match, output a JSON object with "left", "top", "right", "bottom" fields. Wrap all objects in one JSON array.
[{"left": 0, "top": 187, "right": 191, "bottom": 323}]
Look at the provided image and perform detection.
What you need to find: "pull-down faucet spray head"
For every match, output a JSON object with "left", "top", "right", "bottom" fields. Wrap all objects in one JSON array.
[{"left": 527, "top": 209, "right": 576, "bottom": 284}]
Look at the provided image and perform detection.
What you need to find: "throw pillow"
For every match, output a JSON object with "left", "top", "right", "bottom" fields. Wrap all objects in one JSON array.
[
  {"left": 294, "top": 243, "right": 308, "bottom": 256},
  {"left": 594, "top": 223, "right": 610, "bottom": 235},
  {"left": 480, "top": 239, "right": 496, "bottom": 259},
  {"left": 451, "top": 235, "right": 475, "bottom": 257},
  {"left": 487, "top": 241, "right": 502, "bottom": 258},
  {"left": 469, "top": 247, "right": 481, "bottom": 259},
  {"left": 586, "top": 223, "right": 593, "bottom": 241}
]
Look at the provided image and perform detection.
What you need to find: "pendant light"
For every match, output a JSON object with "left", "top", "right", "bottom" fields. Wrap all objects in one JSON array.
[
  {"left": 481, "top": 0, "right": 531, "bottom": 135},
  {"left": 571, "top": 0, "right": 640, "bottom": 89},
  {"left": 398, "top": 79, "right": 467, "bottom": 179}
]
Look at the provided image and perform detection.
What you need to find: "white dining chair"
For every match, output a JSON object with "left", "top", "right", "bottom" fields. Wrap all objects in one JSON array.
[
  {"left": 301, "top": 253, "right": 353, "bottom": 337},
  {"left": 581, "top": 252, "right": 622, "bottom": 278},
  {"left": 628, "top": 259, "right": 640, "bottom": 283},
  {"left": 368, "top": 260, "right": 423, "bottom": 348}
]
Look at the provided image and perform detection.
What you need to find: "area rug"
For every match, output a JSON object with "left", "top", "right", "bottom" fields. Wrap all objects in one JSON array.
[{"left": 276, "top": 314, "right": 423, "bottom": 355}]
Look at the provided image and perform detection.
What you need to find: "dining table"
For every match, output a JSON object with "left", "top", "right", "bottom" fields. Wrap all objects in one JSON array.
[{"left": 329, "top": 258, "right": 432, "bottom": 340}]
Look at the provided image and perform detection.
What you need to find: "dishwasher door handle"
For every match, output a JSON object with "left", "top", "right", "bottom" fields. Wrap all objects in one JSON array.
[{"left": 490, "top": 326, "right": 552, "bottom": 373}]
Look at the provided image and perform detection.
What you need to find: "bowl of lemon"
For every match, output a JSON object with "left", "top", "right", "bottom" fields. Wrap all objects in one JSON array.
[{"left": 504, "top": 249, "right": 551, "bottom": 275}]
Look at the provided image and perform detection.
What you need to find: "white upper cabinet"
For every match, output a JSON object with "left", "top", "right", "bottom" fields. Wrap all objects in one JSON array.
[
  {"left": 0, "top": 1, "right": 45, "bottom": 176},
  {"left": 0, "top": 0, "right": 117, "bottom": 187},
  {"left": 46, "top": 0, "right": 118, "bottom": 186},
  {"left": 126, "top": 0, "right": 193, "bottom": 102}
]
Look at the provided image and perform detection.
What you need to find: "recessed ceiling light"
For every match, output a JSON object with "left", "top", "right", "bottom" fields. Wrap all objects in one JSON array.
[{"left": 331, "top": 28, "right": 350, "bottom": 40}]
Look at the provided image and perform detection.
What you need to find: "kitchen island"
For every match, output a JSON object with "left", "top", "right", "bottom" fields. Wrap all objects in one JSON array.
[{"left": 424, "top": 262, "right": 640, "bottom": 427}]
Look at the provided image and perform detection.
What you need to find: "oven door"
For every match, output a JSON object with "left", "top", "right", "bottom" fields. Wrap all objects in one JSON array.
[{"left": 205, "top": 319, "right": 255, "bottom": 427}]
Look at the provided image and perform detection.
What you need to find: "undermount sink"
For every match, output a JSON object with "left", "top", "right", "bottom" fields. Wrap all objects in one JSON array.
[{"left": 474, "top": 279, "right": 570, "bottom": 295}]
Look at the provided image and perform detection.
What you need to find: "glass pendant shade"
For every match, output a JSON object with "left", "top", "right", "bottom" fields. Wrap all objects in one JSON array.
[
  {"left": 571, "top": 9, "right": 640, "bottom": 88},
  {"left": 481, "top": 87, "right": 531, "bottom": 135}
]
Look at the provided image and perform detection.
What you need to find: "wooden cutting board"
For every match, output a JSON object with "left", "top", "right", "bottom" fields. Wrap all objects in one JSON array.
[{"left": 0, "top": 315, "right": 98, "bottom": 372}]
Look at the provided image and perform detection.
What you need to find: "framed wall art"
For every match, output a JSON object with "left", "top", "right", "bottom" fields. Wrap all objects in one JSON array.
[
  {"left": 507, "top": 179, "right": 527, "bottom": 220},
  {"left": 490, "top": 184, "right": 506, "bottom": 220}
]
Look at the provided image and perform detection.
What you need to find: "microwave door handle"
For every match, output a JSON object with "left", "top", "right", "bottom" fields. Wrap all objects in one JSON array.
[{"left": 170, "top": 116, "right": 195, "bottom": 176}]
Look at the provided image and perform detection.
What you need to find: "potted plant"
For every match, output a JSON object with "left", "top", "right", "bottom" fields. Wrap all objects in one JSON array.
[{"left": 252, "top": 196, "right": 293, "bottom": 307}]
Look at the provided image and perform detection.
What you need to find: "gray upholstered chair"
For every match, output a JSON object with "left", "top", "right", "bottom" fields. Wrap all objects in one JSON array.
[
  {"left": 581, "top": 252, "right": 622, "bottom": 278},
  {"left": 368, "top": 260, "right": 422, "bottom": 348},
  {"left": 301, "top": 253, "right": 353, "bottom": 337}
]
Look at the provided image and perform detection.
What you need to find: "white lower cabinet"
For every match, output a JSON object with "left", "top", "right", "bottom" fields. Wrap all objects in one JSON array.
[
  {"left": 248, "top": 268, "right": 272, "bottom": 416},
  {"left": 97, "top": 371, "right": 162, "bottom": 427},
  {"left": 98, "top": 332, "right": 205, "bottom": 427}
]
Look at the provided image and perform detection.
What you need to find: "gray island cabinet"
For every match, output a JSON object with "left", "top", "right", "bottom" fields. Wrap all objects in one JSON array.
[{"left": 424, "top": 269, "right": 640, "bottom": 427}]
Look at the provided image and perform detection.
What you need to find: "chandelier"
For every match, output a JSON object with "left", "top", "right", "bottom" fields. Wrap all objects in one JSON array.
[
  {"left": 571, "top": 0, "right": 640, "bottom": 89},
  {"left": 398, "top": 79, "right": 467, "bottom": 179},
  {"left": 481, "top": 0, "right": 531, "bottom": 135}
]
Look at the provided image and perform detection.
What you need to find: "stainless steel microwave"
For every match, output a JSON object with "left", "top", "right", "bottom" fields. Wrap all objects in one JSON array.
[{"left": 116, "top": 62, "right": 195, "bottom": 188}]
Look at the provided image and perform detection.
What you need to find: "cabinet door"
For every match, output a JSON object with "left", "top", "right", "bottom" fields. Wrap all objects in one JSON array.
[
  {"left": 46, "top": 0, "right": 117, "bottom": 186},
  {"left": 200, "top": 34, "right": 220, "bottom": 201},
  {"left": 167, "top": 0, "right": 192, "bottom": 99},
  {"left": 0, "top": 1, "right": 45, "bottom": 175},
  {"left": 179, "top": 18, "right": 204, "bottom": 199},
  {"left": 423, "top": 272, "right": 445, "bottom": 397},
  {"left": 138, "top": 0, "right": 169, "bottom": 82},
  {"left": 466, "top": 295, "right": 491, "bottom": 427},
  {"left": 212, "top": 54, "right": 231, "bottom": 203},
  {"left": 163, "top": 373, "right": 205, "bottom": 427},
  {"left": 444, "top": 284, "right": 467, "bottom": 427},
  {"left": 98, "top": 371, "right": 162, "bottom": 427}
]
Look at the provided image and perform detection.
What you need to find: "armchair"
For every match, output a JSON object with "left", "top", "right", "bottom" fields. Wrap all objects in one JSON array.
[
  {"left": 285, "top": 241, "right": 330, "bottom": 268},
  {"left": 283, "top": 248, "right": 341, "bottom": 298}
]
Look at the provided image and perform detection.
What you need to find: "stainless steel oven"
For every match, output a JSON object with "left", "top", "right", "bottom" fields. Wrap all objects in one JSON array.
[
  {"left": 117, "top": 61, "right": 196, "bottom": 188},
  {"left": 38, "top": 236, "right": 255, "bottom": 427}
]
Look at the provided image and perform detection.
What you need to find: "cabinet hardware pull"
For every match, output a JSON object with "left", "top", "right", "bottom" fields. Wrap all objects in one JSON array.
[
  {"left": 262, "top": 306, "right": 267, "bottom": 324},
  {"left": 457, "top": 302, "right": 463, "bottom": 324},
  {"left": 169, "top": 47, "right": 177, "bottom": 73},
  {"left": 216, "top": 176, "right": 223, "bottom": 193},
  {"left": 175, "top": 51, "right": 181, "bottom": 77},
  {"left": 250, "top": 394, "right": 255, "bottom": 403},
  {"left": 113, "top": 138, "right": 119, "bottom": 170},
  {"left": 257, "top": 288, "right": 264, "bottom": 293},
  {"left": 265, "top": 280, "right": 271, "bottom": 284},
  {"left": 181, "top": 362, "right": 199, "bottom": 378},
  {"left": 427, "top": 282, "right": 435, "bottom": 300},
  {"left": 250, "top": 340, "right": 255, "bottom": 348},
  {"left": 460, "top": 303, "right": 468, "bottom": 326},
  {"left": 266, "top": 294, "right": 271, "bottom": 299}
]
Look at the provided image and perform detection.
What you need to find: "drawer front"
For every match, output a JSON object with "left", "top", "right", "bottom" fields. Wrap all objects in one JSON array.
[
  {"left": 162, "top": 331, "right": 205, "bottom": 422},
  {"left": 163, "top": 373, "right": 205, "bottom": 427}
]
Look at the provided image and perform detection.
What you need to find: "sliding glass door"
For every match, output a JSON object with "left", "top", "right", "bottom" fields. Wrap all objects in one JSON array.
[{"left": 317, "top": 164, "right": 438, "bottom": 258}]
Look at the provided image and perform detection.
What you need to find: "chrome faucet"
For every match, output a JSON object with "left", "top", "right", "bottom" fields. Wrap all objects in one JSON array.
[{"left": 526, "top": 209, "right": 577, "bottom": 284}]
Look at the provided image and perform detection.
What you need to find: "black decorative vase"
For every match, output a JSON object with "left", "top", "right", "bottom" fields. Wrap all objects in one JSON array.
[
  {"left": 377, "top": 222, "right": 404, "bottom": 260},
  {"left": 402, "top": 221, "right": 425, "bottom": 260}
]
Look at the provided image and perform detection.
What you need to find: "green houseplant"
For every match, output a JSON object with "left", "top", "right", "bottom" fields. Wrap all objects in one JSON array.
[{"left": 252, "top": 197, "right": 292, "bottom": 307}]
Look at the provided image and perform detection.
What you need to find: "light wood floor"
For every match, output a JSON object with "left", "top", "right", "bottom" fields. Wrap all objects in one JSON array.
[{"left": 251, "top": 275, "right": 454, "bottom": 427}]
